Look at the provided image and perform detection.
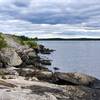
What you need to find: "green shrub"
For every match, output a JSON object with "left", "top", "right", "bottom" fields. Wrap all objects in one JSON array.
[
  {"left": 23, "top": 41, "right": 38, "bottom": 48},
  {"left": 12, "top": 35, "right": 38, "bottom": 48},
  {"left": 0, "top": 34, "right": 7, "bottom": 49}
]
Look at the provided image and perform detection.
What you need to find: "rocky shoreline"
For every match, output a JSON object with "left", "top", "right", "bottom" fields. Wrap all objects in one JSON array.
[{"left": 0, "top": 33, "right": 100, "bottom": 100}]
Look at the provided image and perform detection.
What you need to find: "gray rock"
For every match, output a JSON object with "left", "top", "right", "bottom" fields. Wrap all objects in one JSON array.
[
  {"left": 25, "top": 65, "right": 36, "bottom": 68},
  {"left": 2, "top": 75, "right": 17, "bottom": 79},
  {"left": 45, "top": 93, "right": 57, "bottom": 100},
  {"left": 28, "top": 84, "right": 100, "bottom": 100},
  {"left": 54, "top": 72, "right": 100, "bottom": 88},
  {"left": 0, "top": 80, "right": 16, "bottom": 87},
  {"left": 17, "top": 68, "right": 35, "bottom": 77},
  {"left": 0, "top": 83, "right": 100, "bottom": 100},
  {"left": 0, "top": 62, "right": 3, "bottom": 68},
  {"left": 6, "top": 67, "right": 19, "bottom": 76},
  {"left": 0, "top": 48, "right": 22, "bottom": 66},
  {"left": 0, "top": 89, "right": 58, "bottom": 100},
  {"left": 0, "top": 67, "right": 19, "bottom": 76},
  {"left": 35, "top": 71, "right": 53, "bottom": 82},
  {"left": 30, "top": 77, "right": 39, "bottom": 81},
  {"left": 28, "top": 52, "right": 37, "bottom": 58},
  {"left": 0, "top": 73, "right": 100, "bottom": 100}
]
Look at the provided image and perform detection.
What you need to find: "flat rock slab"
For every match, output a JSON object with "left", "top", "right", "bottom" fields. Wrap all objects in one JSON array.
[
  {"left": 54, "top": 72, "right": 100, "bottom": 88},
  {"left": 0, "top": 76, "right": 100, "bottom": 100}
]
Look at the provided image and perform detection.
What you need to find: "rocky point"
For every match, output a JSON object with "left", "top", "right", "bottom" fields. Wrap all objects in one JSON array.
[{"left": 0, "top": 33, "right": 100, "bottom": 100}]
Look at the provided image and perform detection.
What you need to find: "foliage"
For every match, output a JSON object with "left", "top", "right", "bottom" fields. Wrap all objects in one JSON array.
[
  {"left": 23, "top": 41, "right": 38, "bottom": 48},
  {"left": 0, "top": 33, "right": 7, "bottom": 49},
  {"left": 12, "top": 35, "right": 38, "bottom": 48}
]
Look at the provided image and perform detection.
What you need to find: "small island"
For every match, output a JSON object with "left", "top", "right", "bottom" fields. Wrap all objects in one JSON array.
[{"left": 0, "top": 33, "right": 100, "bottom": 100}]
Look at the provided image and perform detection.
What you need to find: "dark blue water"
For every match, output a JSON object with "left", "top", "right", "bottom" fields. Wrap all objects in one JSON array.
[{"left": 39, "top": 41, "right": 100, "bottom": 79}]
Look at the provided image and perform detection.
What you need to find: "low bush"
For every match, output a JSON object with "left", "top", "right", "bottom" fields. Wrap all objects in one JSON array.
[
  {"left": 0, "top": 33, "right": 7, "bottom": 49},
  {"left": 23, "top": 41, "right": 38, "bottom": 48},
  {"left": 12, "top": 35, "right": 38, "bottom": 48}
]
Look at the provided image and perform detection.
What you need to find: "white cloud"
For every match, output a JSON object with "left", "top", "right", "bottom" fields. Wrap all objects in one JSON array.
[
  {"left": 0, "top": 0, "right": 100, "bottom": 37},
  {"left": 0, "top": 19, "right": 100, "bottom": 38}
]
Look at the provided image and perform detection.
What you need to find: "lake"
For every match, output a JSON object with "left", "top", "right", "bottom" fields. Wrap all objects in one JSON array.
[{"left": 39, "top": 40, "right": 100, "bottom": 79}]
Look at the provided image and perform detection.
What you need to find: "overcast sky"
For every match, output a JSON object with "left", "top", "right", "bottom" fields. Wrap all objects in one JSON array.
[{"left": 0, "top": 0, "right": 100, "bottom": 38}]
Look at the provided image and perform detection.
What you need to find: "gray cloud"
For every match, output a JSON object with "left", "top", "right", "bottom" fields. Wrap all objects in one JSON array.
[{"left": 0, "top": 0, "right": 100, "bottom": 37}]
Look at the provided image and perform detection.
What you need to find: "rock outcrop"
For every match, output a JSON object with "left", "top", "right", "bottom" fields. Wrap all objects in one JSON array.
[
  {"left": 0, "top": 33, "right": 100, "bottom": 100},
  {"left": 53, "top": 72, "right": 100, "bottom": 88},
  {"left": 0, "top": 77, "right": 100, "bottom": 100}
]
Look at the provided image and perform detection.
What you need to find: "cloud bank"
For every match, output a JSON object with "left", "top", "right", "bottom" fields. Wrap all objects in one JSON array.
[{"left": 0, "top": 0, "right": 100, "bottom": 38}]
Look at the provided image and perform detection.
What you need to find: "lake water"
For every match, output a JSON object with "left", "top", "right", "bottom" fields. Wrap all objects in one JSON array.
[{"left": 39, "top": 41, "right": 100, "bottom": 79}]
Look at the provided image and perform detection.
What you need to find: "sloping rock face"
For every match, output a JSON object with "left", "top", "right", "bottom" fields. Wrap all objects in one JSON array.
[
  {"left": 0, "top": 89, "right": 58, "bottom": 100},
  {"left": 0, "top": 65, "right": 100, "bottom": 100},
  {"left": 53, "top": 72, "right": 100, "bottom": 89},
  {"left": 29, "top": 85, "right": 100, "bottom": 100},
  {"left": 0, "top": 81, "right": 99, "bottom": 100},
  {"left": 0, "top": 48, "right": 22, "bottom": 67},
  {"left": 0, "top": 76, "right": 100, "bottom": 100}
]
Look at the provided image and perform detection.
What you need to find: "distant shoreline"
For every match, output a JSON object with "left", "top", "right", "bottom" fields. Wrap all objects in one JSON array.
[{"left": 38, "top": 38, "right": 100, "bottom": 41}]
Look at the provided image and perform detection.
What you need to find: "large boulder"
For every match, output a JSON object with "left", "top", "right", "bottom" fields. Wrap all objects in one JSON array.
[
  {"left": 53, "top": 72, "right": 100, "bottom": 89},
  {"left": 0, "top": 48, "right": 22, "bottom": 67}
]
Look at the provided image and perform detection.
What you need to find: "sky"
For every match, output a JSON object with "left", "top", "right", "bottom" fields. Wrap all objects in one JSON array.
[{"left": 0, "top": 0, "right": 100, "bottom": 38}]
